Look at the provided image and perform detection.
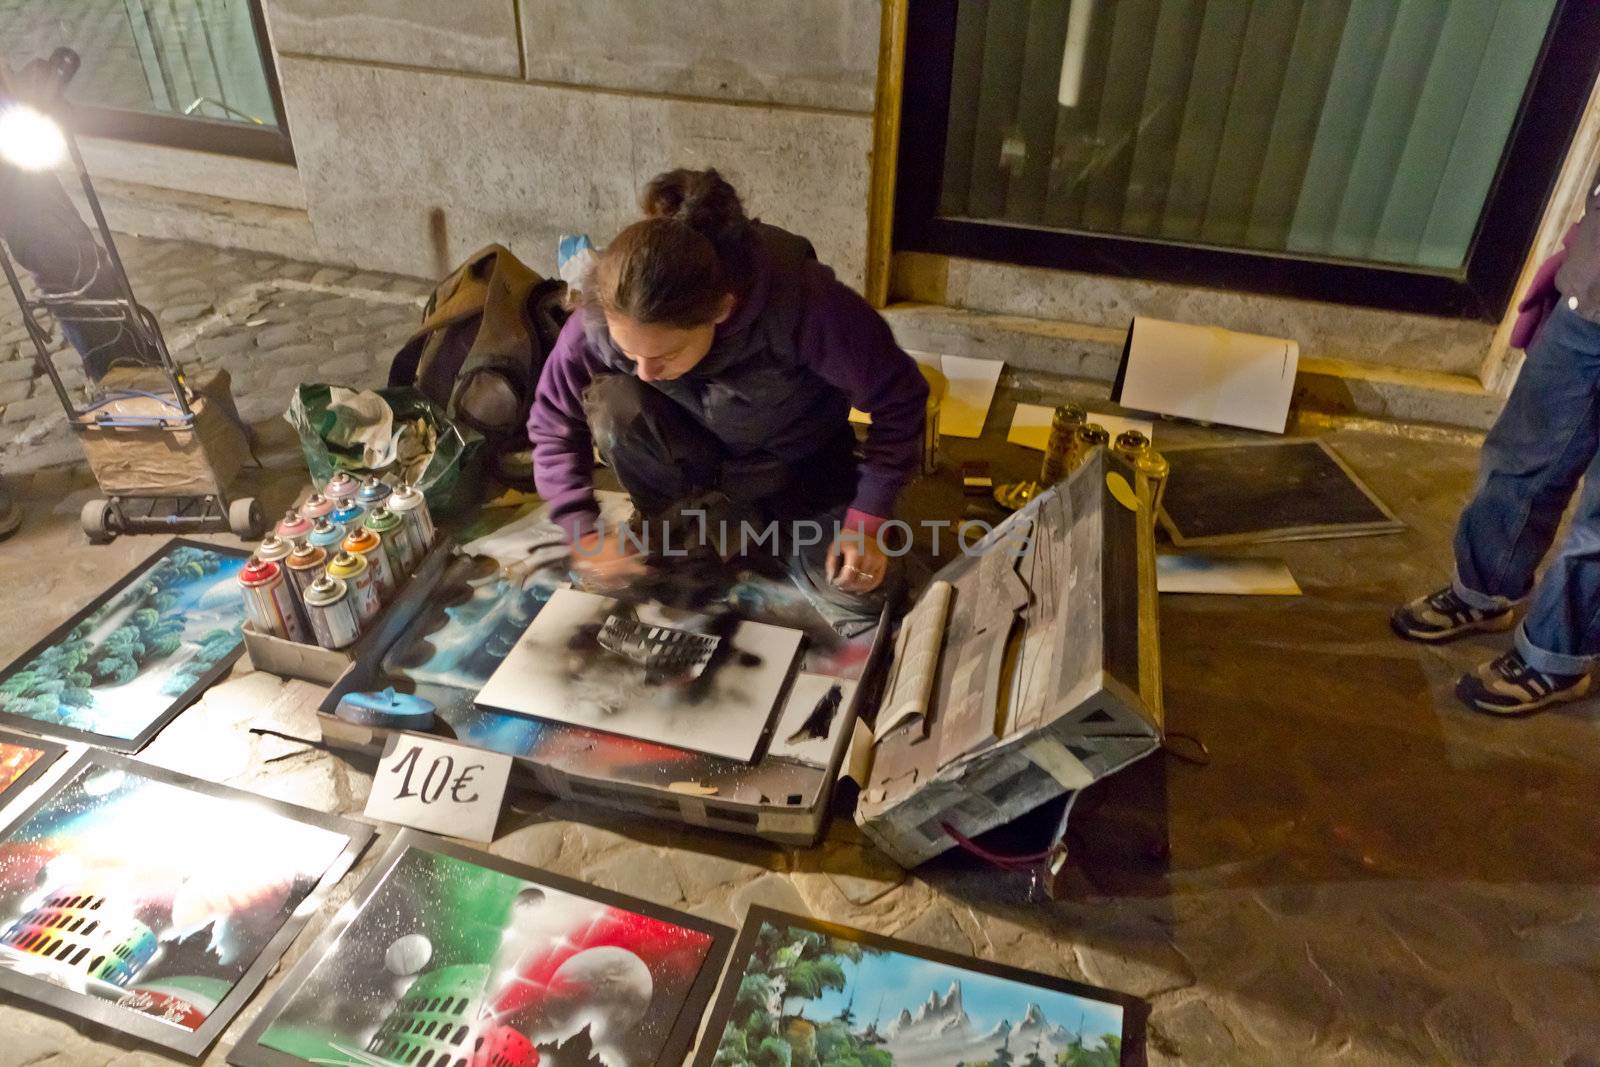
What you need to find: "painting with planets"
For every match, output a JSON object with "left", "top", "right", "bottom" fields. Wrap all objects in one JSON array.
[
  {"left": 0, "top": 752, "right": 372, "bottom": 1056},
  {"left": 693, "top": 908, "right": 1145, "bottom": 1067},
  {"left": 231, "top": 830, "right": 733, "bottom": 1067},
  {"left": 0, "top": 729, "right": 66, "bottom": 810},
  {"left": 0, "top": 539, "right": 252, "bottom": 752}
]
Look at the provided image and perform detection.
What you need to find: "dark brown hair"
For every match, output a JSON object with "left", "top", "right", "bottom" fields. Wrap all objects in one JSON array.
[{"left": 590, "top": 168, "right": 753, "bottom": 328}]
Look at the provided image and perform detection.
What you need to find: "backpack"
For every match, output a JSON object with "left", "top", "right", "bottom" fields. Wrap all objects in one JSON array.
[{"left": 388, "top": 245, "right": 568, "bottom": 475}]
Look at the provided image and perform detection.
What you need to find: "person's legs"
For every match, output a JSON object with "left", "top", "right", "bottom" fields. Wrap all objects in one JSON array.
[
  {"left": 1396, "top": 302, "right": 1600, "bottom": 641},
  {"left": 582, "top": 373, "right": 723, "bottom": 515},
  {"left": 1519, "top": 461, "right": 1600, "bottom": 672},
  {"left": 1454, "top": 302, "right": 1600, "bottom": 601}
]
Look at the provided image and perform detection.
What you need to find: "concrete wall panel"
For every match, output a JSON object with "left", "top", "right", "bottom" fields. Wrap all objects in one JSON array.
[
  {"left": 266, "top": 0, "right": 522, "bottom": 76},
  {"left": 279, "top": 58, "right": 872, "bottom": 288},
  {"left": 935, "top": 258, "right": 1494, "bottom": 378},
  {"left": 520, "top": 0, "right": 880, "bottom": 112},
  {"left": 629, "top": 100, "right": 873, "bottom": 288}
]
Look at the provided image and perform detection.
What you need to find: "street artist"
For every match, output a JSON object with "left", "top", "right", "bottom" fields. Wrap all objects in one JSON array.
[{"left": 527, "top": 168, "right": 928, "bottom": 631}]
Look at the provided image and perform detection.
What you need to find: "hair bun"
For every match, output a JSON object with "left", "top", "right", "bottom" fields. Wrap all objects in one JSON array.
[{"left": 641, "top": 168, "right": 748, "bottom": 252}]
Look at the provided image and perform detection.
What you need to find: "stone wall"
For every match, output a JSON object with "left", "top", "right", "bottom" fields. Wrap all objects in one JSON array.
[{"left": 259, "top": 0, "right": 882, "bottom": 288}]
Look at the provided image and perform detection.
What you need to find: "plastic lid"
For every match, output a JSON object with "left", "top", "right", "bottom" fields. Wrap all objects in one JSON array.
[{"left": 240, "top": 557, "right": 280, "bottom": 584}]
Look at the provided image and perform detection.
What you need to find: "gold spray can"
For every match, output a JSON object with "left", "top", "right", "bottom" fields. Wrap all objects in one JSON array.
[{"left": 1039, "top": 403, "right": 1086, "bottom": 485}]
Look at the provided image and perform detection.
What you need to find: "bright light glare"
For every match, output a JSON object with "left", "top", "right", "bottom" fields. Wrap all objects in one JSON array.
[{"left": 0, "top": 105, "right": 68, "bottom": 171}]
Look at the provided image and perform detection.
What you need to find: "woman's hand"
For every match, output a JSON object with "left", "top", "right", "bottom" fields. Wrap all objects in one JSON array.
[
  {"left": 572, "top": 528, "right": 650, "bottom": 590},
  {"left": 826, "top": 530, "right": 889, "bottom": 595}
]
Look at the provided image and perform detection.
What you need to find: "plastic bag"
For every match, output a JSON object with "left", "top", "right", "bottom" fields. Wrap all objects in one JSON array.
[{"left": 286, "top": 384, "right": 485, "bottom": 515}]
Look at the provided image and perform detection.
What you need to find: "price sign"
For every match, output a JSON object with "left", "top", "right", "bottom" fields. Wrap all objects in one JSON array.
[{"left": 363, "top": 733, "right": 513, "bottom": 842}]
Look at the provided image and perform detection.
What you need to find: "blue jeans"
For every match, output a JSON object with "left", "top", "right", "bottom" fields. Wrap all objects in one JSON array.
[{"left": 1453, "top": 300, "right": 1600, "bottom": 674}]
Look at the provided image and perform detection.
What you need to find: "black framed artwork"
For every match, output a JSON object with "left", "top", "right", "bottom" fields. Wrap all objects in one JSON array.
[
  {"left": 0, "top": 751, "right": 374, "bottom": 1058},
  {"left": 0, "top": 538, "right": 251, "bottom": 753},
  {"left": 229, "top": 829, "right": 735, "bottom": 1067},
  {"left": 0, "top": 728, "right": 66, "bottom": 810},
  {"left": 694, "top": 907, "right": 1146, "bottom": 1067}
]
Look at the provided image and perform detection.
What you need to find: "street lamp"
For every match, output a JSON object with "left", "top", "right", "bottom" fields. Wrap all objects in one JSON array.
[{"left": 0, "top": 104, "right": 67, "bottom": 172}]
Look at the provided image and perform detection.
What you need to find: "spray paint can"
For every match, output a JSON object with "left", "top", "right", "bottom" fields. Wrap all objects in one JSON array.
[
  {"left": 388, "top": 482, "right": 434, "bottom": 559},
  {"left": 329, "top": 501, "right": 366, "bottom": 529},
  {"left": 1072, "top": 423, "right": 1111, "bottom": 471},
  {"left": 298, "top": 491, "right": 336, "bottom": 522},
  {"left": 1112, "top": 429, "right": 1150, "bottom": 466},
  {"left": 323, "top": 471, "right": 360, "bottom": 507},
  {"left": 253, "top": 535, "right": 307, "bottom": 631},
  {"left": 326, "top": 551, "right": 381, "bottom": 624},
  {"left": 285, "top": 540, "right": 327, "bottom": 605},
  {"left": 274, "top": 508, "right": 313, "bottom": 542},
  {"left": 355, "top": 475, "right": 392, "bottom": 510},
  {"left": 307, "top": 517, "right": 346, "bottom": 553},
  {"left": 363, "top": 506, "right": 414, "bottom": 578},
  {"left": 238, "top": 557, "right": 309, "bottom": 642},
  {"left": 1040, "top": 403, "right": 1087, "bottom": 485},
  {"left": 343, "top": 526, "right": 395, "bottom": 601},
  {"left": 301, "top": 575, "right": 361, "bottom": 650}
]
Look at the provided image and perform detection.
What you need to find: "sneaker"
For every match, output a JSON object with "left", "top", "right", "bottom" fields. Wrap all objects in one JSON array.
[
  {"left": 1391, "top": 586, "right": 1514, "bottom": 643},
  {"left": 1456, "top": 649, "right": 1592, "bottom": 716},
  {"left": 0, "top": 483, "right": 18, "bottom": 542}
]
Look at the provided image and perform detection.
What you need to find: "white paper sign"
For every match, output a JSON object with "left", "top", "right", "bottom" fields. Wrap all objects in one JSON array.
[{"left": 363, "top": 733, "right": 513, "bottom": 843}]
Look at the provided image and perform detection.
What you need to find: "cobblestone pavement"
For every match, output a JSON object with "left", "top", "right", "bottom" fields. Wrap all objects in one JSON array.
[
  {"left": 0, "top": 239, "right": 1598, "bottom": 1066},
  {"left": 0, "top": 234, "right": 430, "bottom": 471}
]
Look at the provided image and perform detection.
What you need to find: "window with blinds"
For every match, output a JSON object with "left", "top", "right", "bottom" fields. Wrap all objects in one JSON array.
[{"left": 934, "top": 0, "right": 1562, "bottom": 274}]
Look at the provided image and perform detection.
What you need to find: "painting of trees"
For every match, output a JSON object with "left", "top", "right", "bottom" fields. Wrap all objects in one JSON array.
[
  {"left": 713, "top": 923, "right": 889, "bottom": 1067},
  {"left": 0, "top": 545, "right": 243, "bottom": 728}
]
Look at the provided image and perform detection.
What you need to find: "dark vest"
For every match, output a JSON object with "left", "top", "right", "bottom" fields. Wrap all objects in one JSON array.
[{"left": 582, "top": 224, "right": 852, "bottom": 466}]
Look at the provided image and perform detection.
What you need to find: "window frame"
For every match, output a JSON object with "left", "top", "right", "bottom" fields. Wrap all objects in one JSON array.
[
  {"left": 894, "top": 0, "right": 1600, "bottom": 321},
  {"left": 56, "top": 0, "right": 293, "bottom": 164}
]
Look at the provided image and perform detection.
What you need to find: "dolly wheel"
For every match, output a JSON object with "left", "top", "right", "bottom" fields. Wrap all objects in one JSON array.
[
  {"left": 229, "top": 497, "right": 266, "bottom": 540},
  {"left": 81, "top": 499, "right": 116, "bottom": 544}
]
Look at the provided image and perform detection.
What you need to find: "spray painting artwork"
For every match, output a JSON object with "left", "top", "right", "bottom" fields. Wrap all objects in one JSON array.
[
  {"left": 0, "top": 730, "right": 66, "bottom": 810},
  {"left": 231, "top": 831, "right": 732, "bottom": 1067},
  {"left": 0, "top": 753, "right": 371, "bottom": 1056},
  {"left": 695, "top": 908, "right": 1141, "bottom": 1067},
  {"left": 475, "top": 587, "right": 803, "bottom": 761},
  {"left": 0, "top": 539, "right": 251, "bottom": 751}
]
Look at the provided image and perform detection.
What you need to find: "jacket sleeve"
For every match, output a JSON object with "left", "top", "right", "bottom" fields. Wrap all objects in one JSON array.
[
  {"left": 528, "top": 314, "right": 603, "bottom": 542},
  {"left": 798, "top": 263, "right": 928, "bottom": 526}
]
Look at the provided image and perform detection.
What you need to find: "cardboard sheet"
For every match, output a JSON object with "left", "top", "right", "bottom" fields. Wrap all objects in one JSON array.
[
  {"left": 1156, "top": 554, "right": 1301, "bottom": 596},
  {"left": 1007, "top": 403, "right": 1154, "bottom": 451},
  {"left": 769, "top": 673, "right": 859, "bottom": 767},
  {"left": 1114, "top": 317, "right": 1299, "bottom": 434},
  {"left": 475, "top": 587, "right": 802, "bottom": 762},
  {"left": 937, "top": 354, "right": 1004, "bottom": 438}
]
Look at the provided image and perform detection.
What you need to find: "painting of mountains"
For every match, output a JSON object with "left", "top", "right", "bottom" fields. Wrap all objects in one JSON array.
[{"left": 696, "top": 909, "right": 1139, "bottom": 1067}]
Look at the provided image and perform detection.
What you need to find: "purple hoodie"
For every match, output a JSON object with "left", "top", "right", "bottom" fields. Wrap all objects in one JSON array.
[{"left": 528, "top": 233, "right": 928, "bottom": 542}]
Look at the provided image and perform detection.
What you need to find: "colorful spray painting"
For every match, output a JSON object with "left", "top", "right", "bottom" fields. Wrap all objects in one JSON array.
[
  {"left": 231, "top": 831, "right": 732, "bottom": 1067},
  {"left": 0, "top": 729, "right": 65, "bottom": 810},
  {"left": 0, "top": 539, "right": 251, "bottom": 752},
  {"left": 0, "top": 753, "right": 372, "bottom": 1056},
  {"left": 695, "top": 909, "right": 1141, "bottom": 1067},
  {"left": 375, "top": 556, "right": 876, "bottom": 815}
]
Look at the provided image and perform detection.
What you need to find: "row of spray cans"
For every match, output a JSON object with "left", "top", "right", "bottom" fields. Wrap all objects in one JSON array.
[
  {"left": 238, "top": 474, "right": 435, "bottom": 650},
  {"left": 994, "top": 403, "right": 1169, "bottom": 514}
]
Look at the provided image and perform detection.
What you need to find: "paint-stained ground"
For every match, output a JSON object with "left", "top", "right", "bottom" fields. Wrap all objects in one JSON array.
[{"left": 0, "top": 237, "right": 1596, "bottom": 1066}]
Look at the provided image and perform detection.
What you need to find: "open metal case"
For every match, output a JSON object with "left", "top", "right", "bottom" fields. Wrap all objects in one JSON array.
[{"left": 855, "top": 448, "right": 1164, "bottom": 868}]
